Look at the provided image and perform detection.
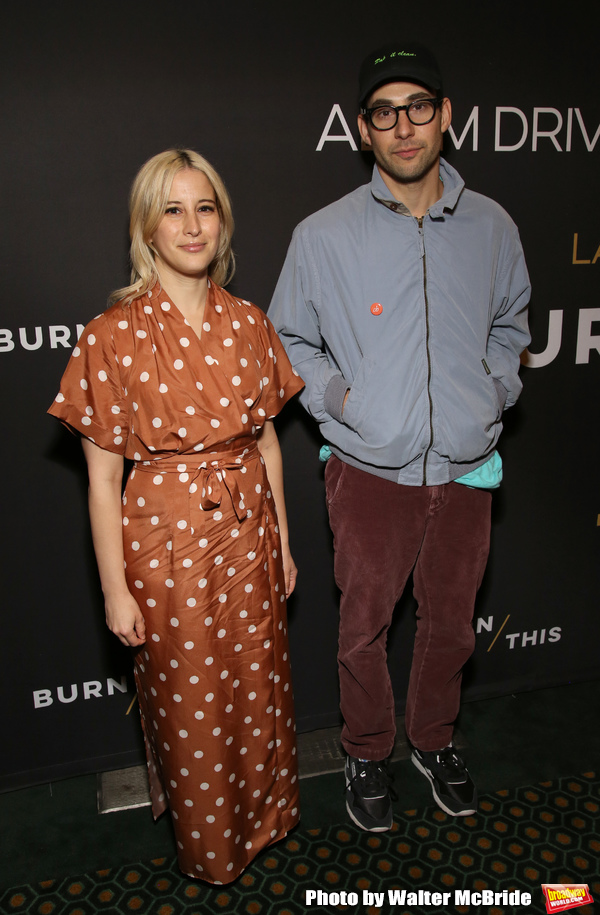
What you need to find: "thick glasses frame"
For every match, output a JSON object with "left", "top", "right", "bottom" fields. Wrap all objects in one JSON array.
[{"left": 362, "top": 97, "right": 443, "bottom": 130}]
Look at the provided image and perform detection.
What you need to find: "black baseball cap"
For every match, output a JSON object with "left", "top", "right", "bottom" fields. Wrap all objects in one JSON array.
[{"left": 359, "top": 43, "right": 443, "bottom": 108}]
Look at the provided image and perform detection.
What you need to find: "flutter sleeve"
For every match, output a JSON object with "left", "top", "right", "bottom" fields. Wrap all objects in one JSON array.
[
  {"left": 47, "top": 312, "right": 129, "bottom": 455},
  {"left": 253, "top": 308, "right": 304, "bottom": 419}
]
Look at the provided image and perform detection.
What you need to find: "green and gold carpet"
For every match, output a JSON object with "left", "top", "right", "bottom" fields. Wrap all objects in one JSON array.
[{"left": 2, "top": 772, "right": 598, "bottom": 915}]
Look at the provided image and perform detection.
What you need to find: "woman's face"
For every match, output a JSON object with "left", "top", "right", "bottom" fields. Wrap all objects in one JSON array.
[{"left": 150, "top": 169, "right": 221, "bottom": 282}]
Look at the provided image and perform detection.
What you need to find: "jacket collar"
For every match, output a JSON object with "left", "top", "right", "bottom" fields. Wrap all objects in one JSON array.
[{"left": 370, "top": 157, "right": 464, "bottom": 217}]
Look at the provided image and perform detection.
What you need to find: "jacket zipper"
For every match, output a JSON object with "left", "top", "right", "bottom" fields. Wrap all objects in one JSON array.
[{"left": 418, "top": 215, "right": 434, "bottom": 486}]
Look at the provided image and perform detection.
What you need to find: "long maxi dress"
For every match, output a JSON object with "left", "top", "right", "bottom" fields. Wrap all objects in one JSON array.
[{"left": 48, "top": 280, "right": 304, "bottom": 883}]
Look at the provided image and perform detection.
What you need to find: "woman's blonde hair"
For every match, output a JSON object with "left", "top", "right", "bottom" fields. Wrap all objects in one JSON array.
[{"left": 109, "top": 148, "right": 235, "bottom": 304}]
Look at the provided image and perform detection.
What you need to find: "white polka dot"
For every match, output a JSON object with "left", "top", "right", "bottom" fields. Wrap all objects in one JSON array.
[
  {"left": 153, "top": 475, "right": 163, "bottom": 485},
  {"left": 140, "top": 372, "right": 149, "bottom": 382},
  {"left": 180, "top": 337, "right": 190, "bottom": 347},
  {"left": 232, "top": 375, "right": 241, "bottom": 386},
  {"left": 174, "top": 359, "right": 184, "bottom": 370},
  {"left": 151, "top": 515, "right": 159, "bottom": 525}
]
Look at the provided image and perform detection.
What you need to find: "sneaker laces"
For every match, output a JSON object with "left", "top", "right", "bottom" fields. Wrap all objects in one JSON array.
[
  {"left": 435, "top": 746, "right": 468, "bottom": 783},
  {"left": 348, "top": 760, "right": 397, "bottom": 800}
]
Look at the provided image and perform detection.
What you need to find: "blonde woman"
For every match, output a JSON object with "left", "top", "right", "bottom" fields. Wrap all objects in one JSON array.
[{"left": 49, "top": 149, "right": 303, "bottom": 883}]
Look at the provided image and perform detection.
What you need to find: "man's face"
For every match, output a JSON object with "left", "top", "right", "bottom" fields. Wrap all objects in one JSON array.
[{"left": 358, "top": 81, "right": 451, "bottom": 190}]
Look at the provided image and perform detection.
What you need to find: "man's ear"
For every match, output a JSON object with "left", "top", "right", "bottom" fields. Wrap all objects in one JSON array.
[
  {"left": 440, "top": 97, "right": 452, "bottom": 135},
  {"left": 358, "top": 113, "right": 372, "bottom": 150}
]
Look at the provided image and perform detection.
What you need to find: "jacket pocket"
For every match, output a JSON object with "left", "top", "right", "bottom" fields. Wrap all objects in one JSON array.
[{"left": 340, "top": 356, "right": 375, "bottom": 434}]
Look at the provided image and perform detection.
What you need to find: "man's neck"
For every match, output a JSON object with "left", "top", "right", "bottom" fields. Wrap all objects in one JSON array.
[{"left": 377, "top": 163, "right": 444, "bottom": 219}]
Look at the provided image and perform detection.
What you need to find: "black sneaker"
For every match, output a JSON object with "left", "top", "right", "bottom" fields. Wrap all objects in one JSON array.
[
  {"left": 345, "top": 756, "right": 393, "bottom": 832},
  {"left": 411, "top": 745, "right": 477, "bottom": 816}
]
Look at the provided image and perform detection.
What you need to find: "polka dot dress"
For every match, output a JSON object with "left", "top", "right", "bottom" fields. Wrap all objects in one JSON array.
[{"left": 48, "top": 281, "right": 304, "bottom": 883}]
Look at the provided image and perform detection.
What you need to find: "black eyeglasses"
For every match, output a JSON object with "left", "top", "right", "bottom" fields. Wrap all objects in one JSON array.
[{"left": 362, "top": 98, "right": 443, "bottom": 130}]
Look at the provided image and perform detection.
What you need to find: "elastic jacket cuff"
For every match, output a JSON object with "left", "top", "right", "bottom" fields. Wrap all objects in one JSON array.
[{"left": 324, "top": 374, "right": 350, "bottom": 423}]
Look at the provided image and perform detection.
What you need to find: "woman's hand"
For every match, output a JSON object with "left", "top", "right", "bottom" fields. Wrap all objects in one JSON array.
[
  {"left": 282, "top": 543, "right": 298, "bottom": 598},
  {"left": 105, "top": 592, "right": 146, "bottom": 647}
]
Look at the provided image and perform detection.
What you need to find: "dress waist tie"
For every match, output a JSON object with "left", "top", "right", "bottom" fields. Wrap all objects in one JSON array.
[{"left": 133, "top": 442, "right": 260, "bottom": 530}]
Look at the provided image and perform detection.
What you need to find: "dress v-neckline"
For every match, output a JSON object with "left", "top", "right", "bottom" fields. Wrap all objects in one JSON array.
[{"left": 156, "top": 282, "right": 212, "bottom": 345}]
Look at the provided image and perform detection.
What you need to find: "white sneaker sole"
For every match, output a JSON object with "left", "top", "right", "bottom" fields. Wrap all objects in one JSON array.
[{"left": 345, "top": 794, "right": 393, "bottom": 832}]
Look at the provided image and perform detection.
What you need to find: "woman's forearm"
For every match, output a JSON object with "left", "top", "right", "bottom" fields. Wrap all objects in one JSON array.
[
  {"left": 257, "top": 421, "right": 297, "bottom": 596},
  {"left": 82, "top": 439, "right": 146, "bottom": 645}
]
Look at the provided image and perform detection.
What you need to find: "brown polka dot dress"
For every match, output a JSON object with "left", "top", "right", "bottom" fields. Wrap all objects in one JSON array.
[{"left": 48, "top": 281, "right": 304, "bottom": 883}]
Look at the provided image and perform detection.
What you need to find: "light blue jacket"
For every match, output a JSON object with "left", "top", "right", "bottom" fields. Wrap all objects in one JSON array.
[{"left": 269, "top": 160, "right": 531, "bottom": 486}]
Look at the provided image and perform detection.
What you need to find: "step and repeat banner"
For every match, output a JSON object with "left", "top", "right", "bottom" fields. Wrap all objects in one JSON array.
[{"left": 1, "top": 1, "right": 598, "bottom": 790}]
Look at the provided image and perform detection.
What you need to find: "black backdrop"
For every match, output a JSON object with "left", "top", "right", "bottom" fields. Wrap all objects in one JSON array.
[{"left": 1, "top": 0, "right": 598, "bottom": 791}]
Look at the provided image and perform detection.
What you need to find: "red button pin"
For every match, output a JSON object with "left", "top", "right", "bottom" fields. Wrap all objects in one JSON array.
[{"left": 370, "top": 303, "right": 383, "bottom": 316}]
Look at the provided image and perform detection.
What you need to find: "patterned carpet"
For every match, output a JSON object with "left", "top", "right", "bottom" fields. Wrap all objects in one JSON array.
[{"left": 1, "top": 772, "right": 598, "bottom": 915}]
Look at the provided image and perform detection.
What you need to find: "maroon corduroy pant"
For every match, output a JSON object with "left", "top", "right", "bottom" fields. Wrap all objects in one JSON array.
[{"left": 325, "top": 455, "right": 492, "bottom": 759}]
